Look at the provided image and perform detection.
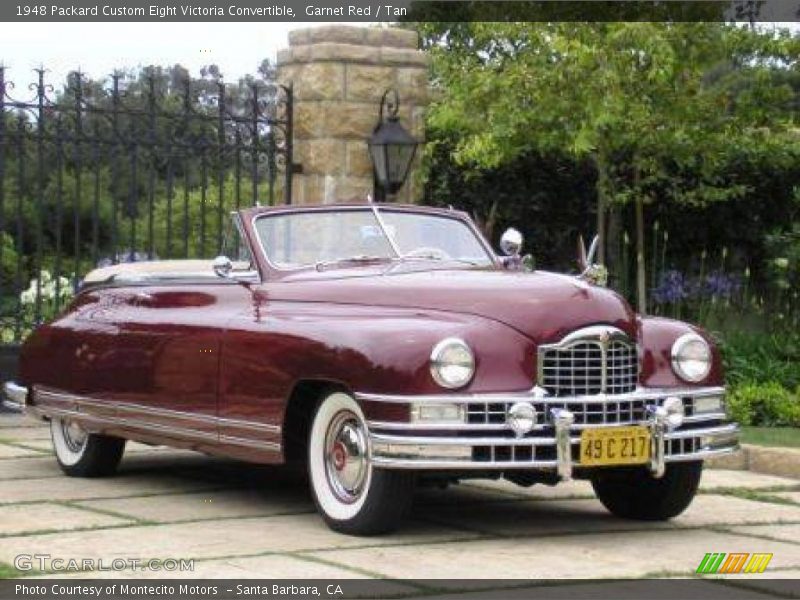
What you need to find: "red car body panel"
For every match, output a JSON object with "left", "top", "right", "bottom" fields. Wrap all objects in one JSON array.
[{"left": 17, "top": 203, "right": 723, "bottom": 464}]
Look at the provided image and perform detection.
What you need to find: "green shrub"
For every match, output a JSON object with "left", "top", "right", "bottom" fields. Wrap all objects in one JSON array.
[
  {"left": 719, "top": 330, "right": 800, "bottom": 390},
  {"left": 727, "top": 382, "right": 800, "bottom": 427}
]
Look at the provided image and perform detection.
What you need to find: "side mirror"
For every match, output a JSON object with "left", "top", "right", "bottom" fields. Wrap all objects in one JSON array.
[
  {"left": 500, "top": 228, "right": 523, "bottom": 257},
  {"left": 212, "top": 255, "right": 233, "bottom": 279}
]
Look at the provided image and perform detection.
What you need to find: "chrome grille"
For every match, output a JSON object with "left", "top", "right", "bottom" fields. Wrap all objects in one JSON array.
[
  {"left": 466, "top": 398, "right": 648, "bottom": 428},
  {"left": 466, "top": 402, "right": 508, "bottom": 425},
  {"left": 539, "top": 329, "right": 638, "bottom": 397}
]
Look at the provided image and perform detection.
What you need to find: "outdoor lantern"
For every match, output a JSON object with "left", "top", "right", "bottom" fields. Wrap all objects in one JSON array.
[{"left": 368, "top": 88, "right": 419, "bottom": 202}]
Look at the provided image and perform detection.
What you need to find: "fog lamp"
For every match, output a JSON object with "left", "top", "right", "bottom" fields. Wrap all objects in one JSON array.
[
  {"left": 694, "top": 396, "right": 724, "bottom": 415},
  {"left": 372, "top": 443, "right": 472, "bottom": 460},
  {"left": 410, "top": 403, "right": 466, "bottom": 424}
]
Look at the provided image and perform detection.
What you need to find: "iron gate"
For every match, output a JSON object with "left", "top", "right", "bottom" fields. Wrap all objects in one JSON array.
[{"left": 0, "top": 66, "right": 293, "bottom": 345}]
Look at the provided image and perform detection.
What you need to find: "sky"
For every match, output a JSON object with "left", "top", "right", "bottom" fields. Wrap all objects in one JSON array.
[
  {"left": 1, "top": 21, "right": 797, "bottom": 90},
  {"left": 0, "top": 22, "right": 347, "bottom": 88}
]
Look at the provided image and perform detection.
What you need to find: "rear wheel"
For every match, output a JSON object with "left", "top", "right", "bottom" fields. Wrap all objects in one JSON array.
[
  {"left": 308, "top": 391, "right": 414, "bottom": 535},
  {"left": 591, "top": 461, "right": 702, "bottom": 521},
  {"left": 50, "top": 417, "right": 126, "bottom": 477}
]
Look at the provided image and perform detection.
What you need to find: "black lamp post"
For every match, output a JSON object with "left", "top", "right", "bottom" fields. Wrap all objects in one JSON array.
[{"left": 367, "top": 89, "right": 419, "bottom": 202}]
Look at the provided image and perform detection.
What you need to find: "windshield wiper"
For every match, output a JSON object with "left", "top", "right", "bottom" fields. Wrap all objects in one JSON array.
[
  {"left": 399, "top": 253, "right": 481, "bottom": 266},
  {"left": 314, "top": 255, "right": 391, "bottom": 271}
]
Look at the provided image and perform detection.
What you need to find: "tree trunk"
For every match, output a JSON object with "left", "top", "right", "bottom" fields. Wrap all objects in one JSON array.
[
  {"left": 635, "top": 173, "right": 647, "bottom": 315},
  {"left": 606, "top": 205, "right": 622, "bottom": 287},
  {"left": 594, "top": 148, "right": 608, "bottom": 265}
]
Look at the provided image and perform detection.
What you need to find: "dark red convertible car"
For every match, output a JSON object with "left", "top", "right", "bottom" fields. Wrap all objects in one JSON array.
[{"left": 4, "top": 203, "right": 738, "bottom": 534}]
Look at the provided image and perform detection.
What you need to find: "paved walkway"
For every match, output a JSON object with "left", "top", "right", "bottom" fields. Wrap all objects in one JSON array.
[{"left": 1, "top": 410, "right": 799, "bottom": 590}]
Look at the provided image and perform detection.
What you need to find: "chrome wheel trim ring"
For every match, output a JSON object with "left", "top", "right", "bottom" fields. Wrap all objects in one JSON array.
[
  {"left": 324, "top": 410, "right": 368, "bottom": 504},
  {"left": 61, "top": 419, "right": 88, "bottom": 453}
]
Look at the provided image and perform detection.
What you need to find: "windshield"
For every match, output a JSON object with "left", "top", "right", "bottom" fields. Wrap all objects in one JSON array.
[{"left": 253, "top": 208, "right": 494, "bottom": 269}]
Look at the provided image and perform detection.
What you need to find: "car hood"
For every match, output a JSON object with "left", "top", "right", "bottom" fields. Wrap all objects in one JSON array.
[{"left": 269, "top": 269, "right": 637, "bottom": 344}]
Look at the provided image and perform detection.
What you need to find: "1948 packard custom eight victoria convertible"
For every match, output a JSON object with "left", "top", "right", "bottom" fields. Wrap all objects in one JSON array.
[{"left": 4, "top": 203, "right": 739, "bottom": 534}]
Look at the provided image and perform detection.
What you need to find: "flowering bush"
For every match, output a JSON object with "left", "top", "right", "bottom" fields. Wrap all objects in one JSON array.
[
  {"left": 19, "top": 270, "right": 74, "bottom": 307},
  {"left": 0, "top": 270, "right": 76, "bottom": 343},
  {"left": 652, "top": 269, "right": 740, "bottom": 306},
  {"left": 651, "top": 270, "right": 689, "bottom": 304}
]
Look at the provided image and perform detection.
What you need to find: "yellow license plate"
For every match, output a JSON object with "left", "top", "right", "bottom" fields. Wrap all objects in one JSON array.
[{"left": 580, "top": 426, "right": 651, "bottom": 466}]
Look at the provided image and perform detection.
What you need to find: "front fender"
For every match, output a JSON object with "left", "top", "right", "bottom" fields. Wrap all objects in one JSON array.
[
  {"left": 219, "top": 301, "right": 538, "bottom": 425},
  {"left": 638, "top": 316, "right": 723, "bottom": 388}
]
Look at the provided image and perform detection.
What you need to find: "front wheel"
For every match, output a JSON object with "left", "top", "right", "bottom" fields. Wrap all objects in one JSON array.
[
  {"left": 591, "top": 461, "right": 702, "bottom": 521},
  {"left": 308, "top": 391, "right": 414, "bottom": 535},
  {"left": 50, "top": 417, "right": 126, "bottom": 477}
]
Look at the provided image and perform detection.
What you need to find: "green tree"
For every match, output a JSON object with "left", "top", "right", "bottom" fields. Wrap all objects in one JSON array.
[{"left": 416, "top": 22, "right": 798, "bottom": 312}]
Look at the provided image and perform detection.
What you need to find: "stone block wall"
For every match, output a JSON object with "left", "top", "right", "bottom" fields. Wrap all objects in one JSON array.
[{"left": 277, "top": 25, "right": 429, "bottom": 204}]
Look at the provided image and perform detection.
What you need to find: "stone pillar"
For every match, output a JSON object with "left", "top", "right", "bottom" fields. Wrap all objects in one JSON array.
[{"left": 277, "top": 25, "right": 429, "bottom": 204}]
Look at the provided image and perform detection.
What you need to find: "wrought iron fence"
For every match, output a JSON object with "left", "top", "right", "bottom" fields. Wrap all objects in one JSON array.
[{"left": 0, "top": 66, "right": 293, "bottom": 344}]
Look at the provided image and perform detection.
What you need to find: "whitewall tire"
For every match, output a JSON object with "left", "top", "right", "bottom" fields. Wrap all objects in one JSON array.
[
  {"left": 308, "top": 391, "right": 414, "bottom": 535},
  {"left": 50, "top": 417, "right": 126, "bottom": 477}
]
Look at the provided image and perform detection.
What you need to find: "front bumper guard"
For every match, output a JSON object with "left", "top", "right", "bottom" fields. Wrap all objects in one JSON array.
[
  {"left": 2, "top": 382, "right": 27, "bottom": 412},
  {"left": 362, "top": 386, "right": 739, "bottom": 478}
]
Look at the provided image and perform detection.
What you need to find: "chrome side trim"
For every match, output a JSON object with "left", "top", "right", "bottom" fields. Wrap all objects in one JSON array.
[
  {"left": 35, "top": 387, "right": 281, "bottom": 433},
  {"left": 35, "top": 406, "right": 219, "bottom": 443},
  {"left": 220, "top": 434, "right": 282, "bottom": 452},
  {"left": 31, "top": 386, "right": 282, "bottom": 453}
]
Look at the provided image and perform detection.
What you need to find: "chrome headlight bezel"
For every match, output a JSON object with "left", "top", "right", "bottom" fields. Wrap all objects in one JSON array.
[
  {"left": 671, "top": 333, "right": 712, "bottom": 383},
  {"left": 430, "top": 337, "right": 475, "bottom": 389}
]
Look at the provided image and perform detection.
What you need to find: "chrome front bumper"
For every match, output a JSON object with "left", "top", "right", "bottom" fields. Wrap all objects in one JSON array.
[{"left": 359, "top": 386, "right": 739, "bottom": 479}]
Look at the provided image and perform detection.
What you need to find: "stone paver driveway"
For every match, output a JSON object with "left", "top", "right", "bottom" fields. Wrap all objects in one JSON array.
[{"left": 1, "top": 410, "right": 799, "bottom": 592}]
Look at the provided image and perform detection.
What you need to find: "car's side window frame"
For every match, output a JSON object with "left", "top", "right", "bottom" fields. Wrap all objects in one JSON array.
[{"left": 223, "top": 212, "right": 262, "bottom": 284}]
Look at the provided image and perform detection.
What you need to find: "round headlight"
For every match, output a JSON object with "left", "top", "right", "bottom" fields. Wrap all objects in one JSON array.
[
  {"left": 671, "top": 333, "right": 712, "bottom": 383},
  {"left": 430, "top": 338, "right": 475, "bottom": 389}
]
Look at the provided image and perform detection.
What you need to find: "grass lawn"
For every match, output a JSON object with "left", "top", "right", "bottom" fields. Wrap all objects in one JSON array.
[
  {"left": 740, "top": 426, "right": 800, "bottom": 448},
  {"left": 0, "top": 562, "right": 22, "bottom": 579}
]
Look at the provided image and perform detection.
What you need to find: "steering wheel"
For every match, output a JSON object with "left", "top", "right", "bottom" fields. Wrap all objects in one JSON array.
[{"left": 404, "top": 247, "right": 452, "bottom": 260}]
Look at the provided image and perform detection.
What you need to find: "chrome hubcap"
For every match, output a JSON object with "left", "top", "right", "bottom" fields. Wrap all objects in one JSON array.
[
  {"left": 324, "top": 410, "right": 368, "bottom": 503},
  {"left": 61, "top": 419, "right": 88, "bottom": 452}
]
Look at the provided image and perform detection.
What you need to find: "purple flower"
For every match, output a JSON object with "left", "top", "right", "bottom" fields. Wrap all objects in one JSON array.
[
  {"left": 700, "top": 271, "right": 740, "bottom": 300},
  {"left": 652, "top": 269, "right": 741, "bottom": 305},
  {"left": 652, "top": 270, "right": 688, "bottom": 304}
]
